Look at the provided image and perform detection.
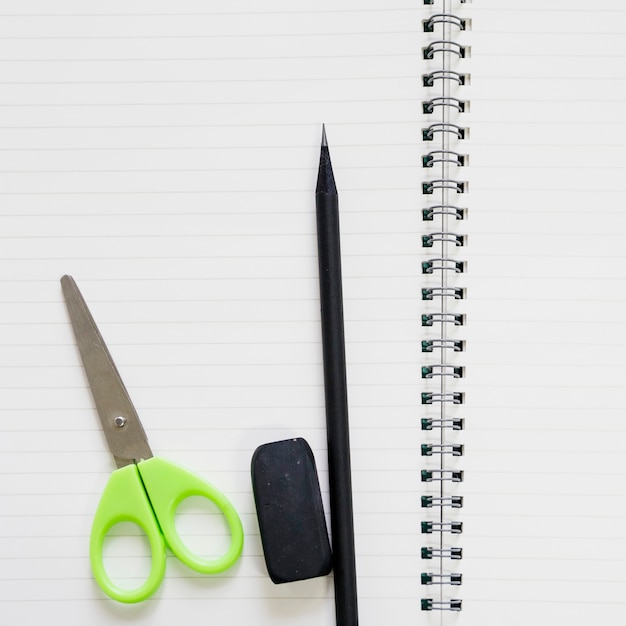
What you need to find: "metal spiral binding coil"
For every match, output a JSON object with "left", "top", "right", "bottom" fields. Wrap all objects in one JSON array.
[
  {"left": 422, "top": 231, "right": 465, "bottom": 247},
  {"left": 421, "top": 469, "right": 464, "bottom": 482},
  {"left": 422, "top": 70, "right": 468, "bottom": 87},
  {"left": 422, "top": 204, "right": 466, "bottom": 220},
  {"left": 422, "top": 364, "right": 464, "bottom": 379},
  {"left": 422, "top": 338, "right": 465, "bottom": 352},
  {"left": 422, "top": 599, "right": 462, "bottom": 612},
  {"left": 422, "top": 96, "right": 467, "bottom": 114},
  {"left": 421, "top": 0, "right": 469, "bottom": 614},
  {"left": 422, "top": 150, "right": 467, "bottom": 167},
  {"left": 421, "top": 417, "right": 465, "bottom": 431},
  {"left": 422, "top": 443, "right": 464, "bottom": 456},
  {"left": 422, "top": 572, "right": 463, "bottom": 585},
  {"left": 421, "top": 520, "right": 463, "bottom": 534},
  {"left": 422, "top": 258, "right": 464, "bottom": 274},
  {"left": 422, "top": 312, "right": 464, "bottom": 326},
  {"left": 422, "top": 286, "right": 464, "bottom": 300},
  {"left": 422, "top": 546, "right": 463, "bottom": 559},
  {"left": 422, "top": 178, "right": 466, "bottom": 194},
  {"left": 421, "top": 495, "right": 463, "bottom": 508},
  {"left": 422, "top": 123, "right": 468, "bottom": 141},
  {"left": 423, "top": 14, "right": 468, "bottom": 32},
  {"left": 423, "top": 40, "right": 468, "bottom": 59}
]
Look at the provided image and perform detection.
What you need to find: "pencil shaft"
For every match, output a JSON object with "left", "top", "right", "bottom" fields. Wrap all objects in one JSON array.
[{"left": 316, "top": 138, "right": 358, "bottom": 626}]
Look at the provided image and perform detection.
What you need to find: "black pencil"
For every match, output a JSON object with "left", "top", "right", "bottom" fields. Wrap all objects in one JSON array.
[{"left": 315, "top": 125, "right": 358, "bottom": 626}]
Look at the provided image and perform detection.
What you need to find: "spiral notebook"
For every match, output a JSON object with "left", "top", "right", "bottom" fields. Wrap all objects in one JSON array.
[
  {"left": 2, "top": 1, "right": 626, "bottom": 625},
  {"left": 420, "top": 0, "right": 626, "bottom": 622}
]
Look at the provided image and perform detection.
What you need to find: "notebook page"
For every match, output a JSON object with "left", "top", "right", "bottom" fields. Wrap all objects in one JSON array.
[
  {"left": 458, "top": 1, "right": 626, "bottom": 623},
  {"left": 0, "top": 1, "right": 423, "bottom": 624}
]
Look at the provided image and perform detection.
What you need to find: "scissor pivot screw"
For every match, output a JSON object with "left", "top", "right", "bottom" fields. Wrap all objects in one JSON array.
[{"left": 114, "top": 416, "right": 127, "bottom": 428}]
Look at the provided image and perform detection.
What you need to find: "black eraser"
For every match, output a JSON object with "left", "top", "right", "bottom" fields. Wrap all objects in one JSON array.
[{"left": 251, "top": 437, "right": 332, "bottom": 584}]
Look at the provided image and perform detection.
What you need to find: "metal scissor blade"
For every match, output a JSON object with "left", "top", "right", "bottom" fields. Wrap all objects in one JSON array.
[{"left": 61, "top": 275, "right": 153, "bottom": 468}]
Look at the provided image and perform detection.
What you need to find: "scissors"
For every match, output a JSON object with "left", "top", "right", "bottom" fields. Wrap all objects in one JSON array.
[{"left": 61, "top": 275, "right": 244, "bottom": 603}]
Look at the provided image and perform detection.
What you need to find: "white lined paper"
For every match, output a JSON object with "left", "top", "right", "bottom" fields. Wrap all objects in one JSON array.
[{"left": 0, "top": 1, "right": 422, "bottom": 624}]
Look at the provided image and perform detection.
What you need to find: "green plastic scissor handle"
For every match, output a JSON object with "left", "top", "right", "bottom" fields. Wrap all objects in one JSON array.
[
  {"left": 90, "top": 457, "right": 244, "bottom": 603},
  {"left": 89, "top": 463, "right": 166, "bottom": 604}
]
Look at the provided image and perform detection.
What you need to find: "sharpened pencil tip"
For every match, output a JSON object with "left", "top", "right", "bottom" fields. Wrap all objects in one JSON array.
[{"left": 316, "top": 127, "right": 337, "bottom": 196}]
